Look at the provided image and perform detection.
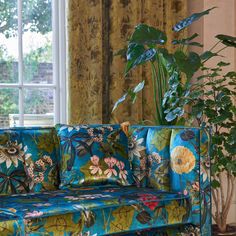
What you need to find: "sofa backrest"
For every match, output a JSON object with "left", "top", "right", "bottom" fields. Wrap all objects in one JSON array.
[
  {"left": 129, "top": 125, "right": 209, "bottom": 187},
  {"left": 0, "top": 127, "right": 59, "bottom": 195}
]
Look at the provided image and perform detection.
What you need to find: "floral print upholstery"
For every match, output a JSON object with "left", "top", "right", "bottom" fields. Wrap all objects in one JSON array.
[
  {"left": 169, "top": 128, "right": 211, "bottom": 236},
  {"left": 128, "top": 126, "right": 149, "bottom": 187},
  {"left": 56, "top": 124, "right": 133, "bottom": 189},
  {"left": 170, "top": 129, "right": 201, "bottom": 224},
  {"left": 0, "top": 125, "right": 211, "bottom": 236},
  {"left": 127, "top": 126, "right": 211, "bottom": 236},
  {"left": 146, "top": 127, "right": 172, "bottom": 191},
  {"left": 199, "top": 130, "right": 211, "bottom": 236},
  {"left": 0, "top": 130, "right": 30, "bottom": 195},
  {"left": 0, "top": 218, "right": 23, "bottom": 236},
  {"left": 0, "top": 186, "right": 191, "bottom": 235},
  {"left": 0, "top": 127, "right": 59, "bottom": 195},
  {"left": 21, "top": 128, "right": 59, "bottom": 192}
]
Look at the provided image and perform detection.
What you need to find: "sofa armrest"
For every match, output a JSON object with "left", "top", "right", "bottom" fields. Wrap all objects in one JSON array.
[{"left": 170, "top": 128, "right": 211, "bottom": 236}]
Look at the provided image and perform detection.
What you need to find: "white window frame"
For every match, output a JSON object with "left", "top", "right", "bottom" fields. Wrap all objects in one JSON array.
[{"left": 0, "top": 0, "right": 67, "bottom": 126}]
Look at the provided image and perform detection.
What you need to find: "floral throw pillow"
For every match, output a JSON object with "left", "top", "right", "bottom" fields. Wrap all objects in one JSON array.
[
  {"left": 0, "top": 130, "right": 30, "bottom": 195},
  {"left": 56, "top": 124, "right": 132, "bottom": 189},
  {"left": 21, "top": 128, "right": 59, "bottom": 192}
]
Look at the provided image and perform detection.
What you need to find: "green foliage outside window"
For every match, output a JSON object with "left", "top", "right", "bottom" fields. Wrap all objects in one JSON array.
[
  {"left": 0, "top": 0, "right": 52, "bottom": 116},
  {"left": 0, "top": 0, "right": 52, "bottom": 38}
]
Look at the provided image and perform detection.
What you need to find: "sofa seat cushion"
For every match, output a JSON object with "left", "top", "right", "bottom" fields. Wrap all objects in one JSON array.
[{"left": 0, "top": 186, "right": 191, "bottom": 235}]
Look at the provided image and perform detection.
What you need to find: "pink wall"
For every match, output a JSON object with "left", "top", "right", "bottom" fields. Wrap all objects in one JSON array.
[
  {"left": 188, "top": 0, "right": 236, "bottom": 71},
  {"left": 188, "top": 0, "right": 236, "bottom": 223}
]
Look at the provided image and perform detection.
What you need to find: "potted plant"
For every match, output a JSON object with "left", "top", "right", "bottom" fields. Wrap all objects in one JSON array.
[
  {"left": 113, "top": 7, "right": 236, "bottom": 235},
  {"left": 202, "top": 67, "right": 236, "bottom": 235},
  {"left": 165, "top": 48, "right": 236, "bottom": 235}
]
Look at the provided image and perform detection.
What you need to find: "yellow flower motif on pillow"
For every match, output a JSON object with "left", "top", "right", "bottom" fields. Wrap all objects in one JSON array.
[{"left": 171, "top": 146, "right": 196, "bottom": 174}]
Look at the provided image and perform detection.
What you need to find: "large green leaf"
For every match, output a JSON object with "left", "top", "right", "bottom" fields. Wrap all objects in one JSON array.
[
  {"left": 216, "top": 34, "right": 236, "bottom": 47},
  {"left": 172, "top": 7, "right": 216, "bottom": 32},
  {"left": 125, "top": 43, "right": 156, "bottom": 74},
  {"left": 157, "top": 48, "right": 176, "bottom": 73},
  {"left": 125, "top": 43, "right": 144, "bottom": 74},
  {"left": 129, "top": 23, "right": 167, "bottom": 45},
  {"left": 174, "top": 51, "right": 201, "bottom": 78},
  {"left": 126, "top": 43, "right": 145, "bottom": 61}
]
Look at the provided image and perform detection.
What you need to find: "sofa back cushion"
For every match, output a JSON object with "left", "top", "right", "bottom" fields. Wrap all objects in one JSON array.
[
  {"left": 0, "top": 127, "right": 59, "bottom": 195},
  {"left": 128, "top": 126, "right": 172, "bottom": 190},
  {"left": 56, "top": 124, "right": 133, "bottom": 189},
  {"left": 128, "top": 126, "right": 149, "bottom": 187},
  {"left": 146, "top": 127, "right": 172, "bottom": 191},
  {"left": 128, "top": 126, "right": 205, "bottom": 191}
]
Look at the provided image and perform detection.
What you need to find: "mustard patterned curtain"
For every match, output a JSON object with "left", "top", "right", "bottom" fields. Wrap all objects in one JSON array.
[{"left": 68, "top": 0, "right": 187, "bottom": 124}]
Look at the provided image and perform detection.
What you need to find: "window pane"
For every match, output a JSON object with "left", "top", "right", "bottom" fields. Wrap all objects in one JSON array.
[
  {"left": 23, "top": 88, "right": 54, "bottom": 126},
  {"left": 22, "top": 0, "right": 53, "bottom": 84},
  {"left": 0, "top": 88, "right": 19, "bottom": 128},
  {"left": 0, "top": 0, "right": 18, "bottom": 83}
]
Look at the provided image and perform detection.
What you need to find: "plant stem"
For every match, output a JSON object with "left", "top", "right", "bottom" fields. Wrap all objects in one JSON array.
[
  {"left": 219, "top": 173, "right": 225, "bottom": 210},
  {"left": 156, "top": 59, "right": 164, "bottom": 119},
  {"left": 151, "top": 62, "right": 162, "bottom": 125},
  {"left": 223, "top": 175, "right": 235, "bottom": 220},
  {"left": 152, "top": 60, "right": 162, "bottom": 102},
  {"left": 223, "top": 173, "right": 231, "bottom": 219},
  {"left": 208, "top": 40, "right": 221, "bottom": 52},
  {"left": 158, "top": 54, "right": 168, "bottom": 93},
  {"left": 212, "top": 187, "right": 219, "bottom": 222},
  {"left": 215, "top": 46, "right": 228, "bottom": 55},
  {"left": 152, "top": 57, "right": 168, "bottom": 124}
]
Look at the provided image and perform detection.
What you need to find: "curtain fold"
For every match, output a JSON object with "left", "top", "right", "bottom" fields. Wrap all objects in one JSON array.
[{"left": 68, "top": 0, "right": 187, "bottom": 124}]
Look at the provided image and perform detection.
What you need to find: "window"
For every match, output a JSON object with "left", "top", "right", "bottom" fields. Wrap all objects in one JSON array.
[{"left": 0, "top": 0, "right": 66, "bottom": 128}]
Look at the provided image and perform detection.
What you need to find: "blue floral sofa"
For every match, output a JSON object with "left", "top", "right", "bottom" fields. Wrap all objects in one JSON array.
[{"left": 0, "top": 124, "right": 211, "bottom": 236}]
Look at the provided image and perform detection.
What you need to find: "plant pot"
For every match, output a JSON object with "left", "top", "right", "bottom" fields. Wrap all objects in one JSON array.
[{"left": 213, "top": 224, "right": 236, "bottom": 236}]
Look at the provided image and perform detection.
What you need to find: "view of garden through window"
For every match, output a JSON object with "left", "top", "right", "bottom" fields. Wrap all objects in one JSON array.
[{"left": 0, "top": 0, "right": 54, "bottom": 127}]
